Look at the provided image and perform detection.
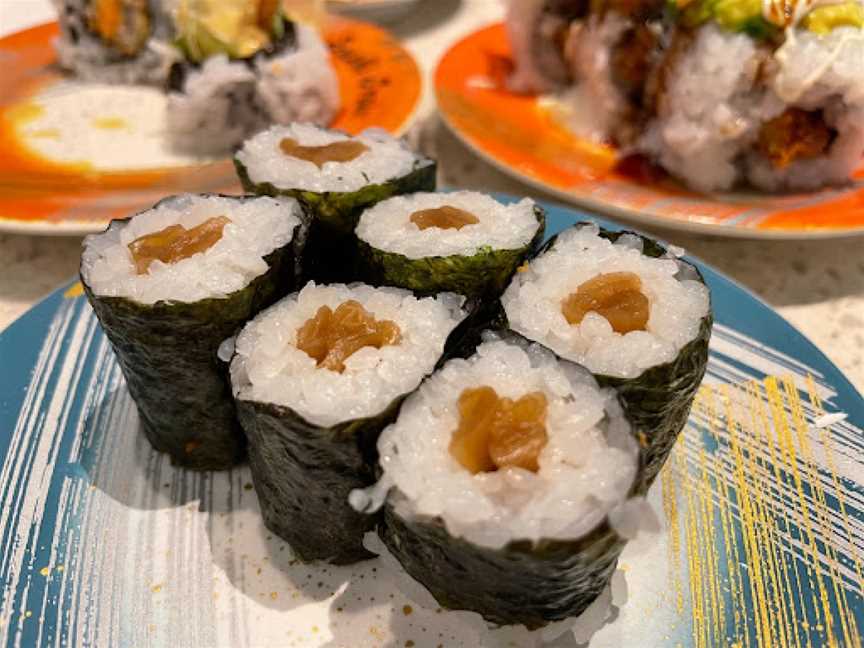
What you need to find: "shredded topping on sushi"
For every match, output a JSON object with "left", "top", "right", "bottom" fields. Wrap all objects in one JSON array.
[
  {"left": 87, "top": 0, "right": 150, "bottom": 56},
  {"left": 128, "top": 215, "right": 230, "bottom": 275},
  {"left": 409, "top": 206, "right": 480, "bottom": 231},
  {"left": 561, "top": 272, "right": 650, "bottom": 334},
  {"left": 449, "top": 386, "right": 548, "bottom": 474},
  {"left": 756, "top": 108, "right": 834, "bottom": 168},
  {"left": 279, "top": 137, "right": 370, "bottom": 168},
  {"left": 296, "top": 300, "right": 402, "bottom": 373}
]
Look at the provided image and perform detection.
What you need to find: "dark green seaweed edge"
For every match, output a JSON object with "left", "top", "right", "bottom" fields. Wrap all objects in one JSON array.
[{"left": 357, "top": 205, "right": 546, "bottom": 298}]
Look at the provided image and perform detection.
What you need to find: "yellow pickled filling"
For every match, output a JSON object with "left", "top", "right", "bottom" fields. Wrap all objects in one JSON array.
[
  {"left": 561, "top": 271, "right": 650, "bottom": 334},
  {"left": 296, "top": 300, "right": 402, "bottom": 373},
  {"left": 409, "top": 206, "right": 480, "bottom": 230},
  {"left": 449, "top": 386, "right": 549, "bottom": 474},
  {"left": 88, "top": 0, "right": 150, "bottom": 56},
  {"left": 127, "top": 216, "right": 230, "bottom": 275},
  {"left": 279, "top": 137, "right": 369, "bottom": 168}
]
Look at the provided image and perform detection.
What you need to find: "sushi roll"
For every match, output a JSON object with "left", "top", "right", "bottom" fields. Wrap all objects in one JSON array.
[
  {"left": 53, "top": 0, "right": 177, "bottom": 84},
  {"left": 236, "top": 124, "right": 436, "bottom": 281},
  {"left": 500, "top": 223, "right": 712, "bottom": 493},
  {"left": 359, "top": 333, "right": 638, "bottom": 628},
  {"left": 355, "top": 192, "right": 545, "bottom": 298},
  {"left": 510, "top": 0, "right": 864, "bottom": 192},
  {"left": 229, "top": 282, "right": 468, "bottom": 564},
  {"left": 166, "top": 1, "right": 340, "bottom": 154},
  {"left": 80, "top": 194, "right": 303, "bottom": 470}
]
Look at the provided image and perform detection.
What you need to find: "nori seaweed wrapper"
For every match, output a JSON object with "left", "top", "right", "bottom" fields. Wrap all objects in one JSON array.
[
  {"left": 235, "top": 151, "right": 436, "bottom": 284},
  {"left": 235, "top": 396, "right": 403, "bottom": 564},
  {"left": 505, "top": 225, "right": 713, "bottom": 494},
  {"left": 357, "top": 205, "right": 546, "bottom": 298},
  {"left": 80, "top": 196, "right": 300, "bottom": 471},
  {"left": 232, "top": 295, "right": 475, "bottom": 564},
  {"left": 379, "top": 492, "right": 626, "bottom": 629}
]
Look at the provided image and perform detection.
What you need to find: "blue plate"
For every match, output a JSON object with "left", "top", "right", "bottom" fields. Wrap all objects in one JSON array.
[{"left": 1, "top": 201, "right": 862, "bottom": 647}]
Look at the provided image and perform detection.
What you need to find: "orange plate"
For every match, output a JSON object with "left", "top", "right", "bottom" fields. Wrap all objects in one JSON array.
[
  {"left": 0, "top": 19, "right": 421, "bottom": 235},
  {"left": 435, "top": 23, "right": 864, "bottom": 239}
]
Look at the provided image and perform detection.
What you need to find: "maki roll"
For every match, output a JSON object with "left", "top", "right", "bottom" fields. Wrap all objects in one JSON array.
[
  {"left": 54, "top": 0, "right": 177, "bottom": 84},
  {"left": 355, "top": 192, "right": 545, "bottom": 298},
  {"left": 236, "top": 123, "right": 436, "bottom": 281},
  {"left": 166, "top": 0, "right": 339, "bottom": 154},
  {"left": 80, "top": 193, "right": 302, "bottom": 470},
  {"left": 361, "top": 334, "right": 638, "bottom": 628},
  {"left": 229, "top": 282, "right": 468, "bottom": 564},
  {"left": 500, "top": 223, "right": 712, "bottom": 492},
  {"left": 235, "top": 124, "right": 436, "bottom": 233},
  {"left": 509, "top": 0, "right": 864, "bottom": 191}
]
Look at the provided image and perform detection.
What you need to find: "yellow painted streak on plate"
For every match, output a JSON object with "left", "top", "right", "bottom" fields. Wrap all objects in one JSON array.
[{"left": 63, "top": 283, "right": 83, "bottom": 298}]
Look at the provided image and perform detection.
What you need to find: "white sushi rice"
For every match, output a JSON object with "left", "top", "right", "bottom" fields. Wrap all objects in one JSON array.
[
  {"left": 373, "top": 338, "right": 637, "bottom": 549},
  {"left": 501, "top": 224, "right": 710, "bottom": 379},
  {"left": 230, "top": 283, "right": 466, "bottom": 427},
  {"left": 747, "top": 26, "right": 864, "bottom": 191},
  {"left": 637, "top": 24, "right": 784, "bottom": 192},
  {"left": 638, "top": 23, "right": 864, "bottom": 192},
  {"left": 166, "top": 26, "right": 340, "bottom": 154},
  {"left": 81, "top": 194, "right": 301, "bottom": 304},
  {"left": 355, "top": 192, "right": 539, "bottom": 259},
  {"left": 235, "top": 124, "right": 420, "bottom": 193}
]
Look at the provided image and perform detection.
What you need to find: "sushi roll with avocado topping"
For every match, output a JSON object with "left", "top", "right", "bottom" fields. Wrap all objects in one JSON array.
[
  {"left": 236, "top": 123, "right": 436, "bottom": 281},
  {"left": 229, "top": 282, "right": 468, "bottom": 564},
  {"left": 355, "top": 192, "right": 545, "bottom": 298},
  {"left": 166, "top": 0, "right": 339, "bottom": 154},
  {"left": 509, "top": 0, "right": 864, "bottom": 192},
  {"left": 54, "top": 0, "right": 177, "bottom": 84},
  {"left": 500, "top": 223, "right": 712, "bottom": 493},
  {"left": 358, "top": 334, "right": 638, "bottom": 628},
  {"left": 80, "top": 193, "right": 303, "bottom": 470}
]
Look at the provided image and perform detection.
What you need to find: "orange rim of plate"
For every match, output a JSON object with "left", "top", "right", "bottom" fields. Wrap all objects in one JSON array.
[
  {"left": 435, "top": 23, "right": 864, "bottom": 238},
  {"left": 0, "top": 18, "right": 421, "bottom": 234}
]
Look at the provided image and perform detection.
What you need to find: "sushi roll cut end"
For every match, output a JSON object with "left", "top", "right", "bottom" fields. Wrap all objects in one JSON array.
[
  {"left": 366, "top": 334, "right": 638, "bottom": 627},
  {"left": 230, "top": 283, "right": 467, "bottom": 563},
  {"left": 80, "top": 194, "right": 302, "bottom": 470},
  {"left": 355, "top": 193, "right": 544, "bottom": 297}
]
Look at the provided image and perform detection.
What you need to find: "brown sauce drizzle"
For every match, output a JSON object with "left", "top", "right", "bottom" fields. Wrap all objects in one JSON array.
[
  {"left": 561, "top": 271, "right": 650, "bottom": 333},
  {"left": 296, "top": 300, "right": 401, "bottom": 373},
  {"left": 128, "top": 215, "right": 230, "bottom": 275}
]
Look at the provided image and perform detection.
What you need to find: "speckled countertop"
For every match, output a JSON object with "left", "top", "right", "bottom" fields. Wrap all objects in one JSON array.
[{"left": 1, "top": 0, "right": 862, "bottom": 393}]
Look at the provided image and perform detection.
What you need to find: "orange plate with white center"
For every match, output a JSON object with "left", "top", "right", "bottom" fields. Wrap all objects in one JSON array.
[
  {"left": 0, "top": 18, "right": 421, "bottom": 235},
  {"left": 435, "top": 23, "right": 864, "bottom": 239}
]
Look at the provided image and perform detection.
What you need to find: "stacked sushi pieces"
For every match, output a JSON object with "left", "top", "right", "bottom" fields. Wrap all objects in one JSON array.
[
  {"left": 54, "top": 0, "right": 339, "bottom": 153},
  {"left": 508, "top": 0, "right": 864, "bottom": 192},
  {"left": 80, "top": 123, "right": 713, "bottom": 632}
]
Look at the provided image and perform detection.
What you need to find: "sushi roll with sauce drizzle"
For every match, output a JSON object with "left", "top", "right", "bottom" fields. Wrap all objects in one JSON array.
[
  {"left": 501, "top": 223, "right": 712, "bottom": 493},
  {"left": 166, "top": 0, "right": 339, "bottom": 154},
  {"left": 509, "top": 0, "right": 864, "bottom": 192},
  {"left": 236, "top": 124, "right": 436, "bottom": 281},
  {"left": 229, "top": 282, "right": 468, "bottom": 564},
  {"left": 80, "top": 194, "right": 302, "bottom": 470},
  {"left": 54, "top": 0, "right": 177, "bottom": 84},
  {"left": 356, "top": 333, "right": 638, "bottom": 628},
  {"left": 355, "top": 192, "right": 545, "bottom": 298}
]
